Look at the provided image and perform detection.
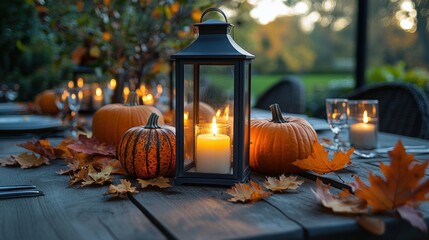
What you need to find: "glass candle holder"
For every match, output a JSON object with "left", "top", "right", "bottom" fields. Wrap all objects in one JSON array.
[
  {"left": 195, "top": 120, "right": 232, "bottom": 174},
  {"left": 348, "top": 100, "right": 379, "bottom": 150}
]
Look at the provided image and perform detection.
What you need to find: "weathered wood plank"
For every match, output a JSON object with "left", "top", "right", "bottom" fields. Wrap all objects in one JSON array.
[
  {"left": 130, "top": 183, "right": 304, "bottom": 240},
  {"left": 0, "top": 161, "right": 165, "bottom": 240}
]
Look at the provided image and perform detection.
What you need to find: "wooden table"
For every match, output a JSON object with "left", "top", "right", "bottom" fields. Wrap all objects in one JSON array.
[{"left": 1, "top": 130, "right": 429, "bottom": 240}]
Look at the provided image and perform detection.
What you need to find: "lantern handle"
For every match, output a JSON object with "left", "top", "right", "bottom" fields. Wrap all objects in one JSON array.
[{"left": 200, "top": 8, "right": 228, "bottom": 23}]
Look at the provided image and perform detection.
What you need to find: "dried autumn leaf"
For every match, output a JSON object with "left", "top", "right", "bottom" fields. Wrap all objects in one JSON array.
[
  {"left": 138, "top": 177, "right": 171, "bottom": 189},
  {"left": 356, "top": 216, "right": 385, "bottom": 235},
  {"left": 91, "top": 156, "right": 126, "bottom": 175},
  {"left": 264, "top": 174, "right": 304, "bottom": 192},
  {"left": 292, "top": 141, "right": 354, "bottom": 174},
  {"left": 69, "top": 167, "right": 89, "bottom": 186},
  {"left": 226, "top": 180, "right": 271, "bottom": 203},
  {"left": 354, "top": 140, "right": 429, "bottom": 212},
  {"left": 0, "top": 155, "right": 18, "bottom": 167},
  {"left": 57, "top": 159, "right": 80, "bottom": 175},
  {"left": 105, "top": 179, "right": 139, "bottom": 198},
  {"left": 67, "top": 135, "right": 115, "bottom": 157},
  {"left": 312, "top": 178, "right": 368, "bottom": 214},
  {"left": 81, "top": 165, "right": 113, "bottom": 187},
  {"left": 15, "top": 152, "right": 49, "bottom": 169},
  {"left": 55, "top": 137, "right": 76, "bottom": 158},
  {"left": 17, "top": 139, "right": 64, "bottom": 160}
]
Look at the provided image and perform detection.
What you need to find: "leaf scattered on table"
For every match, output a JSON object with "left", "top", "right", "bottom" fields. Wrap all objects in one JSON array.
[
  {"left": 356, "top": 216, "right": 385, "bottom": 235},
  {"left": 264, "top": 174, "right": 304, "bottom": 192},
  {"left": 292, "top": 141, "right": 353, "bottom": 174},
  {"left": 105, "top": 179, "right": 139, "bottom": 198},
  {"left": 55, "top": 137, "right": 76, "bottom": 158},
  {"left": 397, "top": 204, "right": 427, "bottom": 232},
  {"left": 81, "top": 165, "right": 113, "bottom": 187},
  {"left": 56, "top": 159, "right": 81, "bottom": 175},
  {"left": 354, "top": 140, "right": 429, "bottom": 211},
  {"left": 226, "top": 180, "right": 271, "bottom": 203},
  {"left": 312, "top": 178, "right": 367, "bottom": 214},
  {"left": 14, "top": 152, "right": 49, "bottom": 169},
  {"left": 0, "top": 155, "right": 18, "bottom": 167},
  {"left": 138, "top": 177, "right": 171, "bottom": 189},
  {"left": 67, "top": 135, "right": 115, "bottom": 157},
  {"left": 17, "top": 139, "right": 65, "bottom": 160}
]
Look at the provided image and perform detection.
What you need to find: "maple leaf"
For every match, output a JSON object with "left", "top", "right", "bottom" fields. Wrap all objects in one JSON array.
[
  {"left": 292, "top": 141, "right": 353, "bottom": 174},
  {"left": 57, "top": 159, "right": 81, "bottom": 175},
  {"left": 55, "top": 137, "right": 76, "bottom": 158},
  {"left": 80, "top": 165, "right": 113, "bottom": 187},
  {"left": 264, "top": 174, "right": 304, "bottom": 192},
  {"left": 312, "top": 178, "right": 368, "bottom": 214},
  {"left": 0, "top": 155, "right": 18, "bottom": 167},
  {"left": 105, "top": 179, "right": 139, "bottom": 198},
  {"left": 91, "top": 156, "right": 126, "bottom": 175},
  {"left": 17, "top": 139, "right": 65, "bottom": 160},
  {"left": 138, "top": 177, "right": 171, "bottom": 189},
  {"left": 226, "top": 180, "right": 271, "bottom": 203},
  {"left": 67, "top": 135, "right": 115, "bottom": 157},
  {"left": 354, "top": 140, "right": 429, "bottom": 212},
  {"left": 15, "top": 152, "right": 49, "bottom": 169}
]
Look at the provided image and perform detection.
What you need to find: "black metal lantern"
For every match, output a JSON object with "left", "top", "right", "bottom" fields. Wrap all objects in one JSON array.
[{"left": 171, "top": 8, "right": 254, "bottom": 185}]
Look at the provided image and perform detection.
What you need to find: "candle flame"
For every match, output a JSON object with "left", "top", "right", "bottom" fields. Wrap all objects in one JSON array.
[
  {"left": 211, "top": 117, "right": 218, "bottom": 135},
  {"left": 109, "top": 79, "right": 117, "bottom": 89},
  {"left": 77, "top": 77, "right": 84, "bottom": 88},
  {"left": 123, "top": 86, "right": 130, "bottom": 96},
  {"left": 157, "top": 84, "right": 163, "bottom": 94},
  {"left": 96, "top": 87, "right": 102, "bottom": 96},
  {"left": 68, "top": 81, "right": 74, "bottom": 89},
  {"left": 78, "top": 90, "right": 83, "bottom": 100},
  {"left": 216, "top": 109, "right": 221, "bottom": 118},
  {"left": 184, "top": 112, "right": 189, "bottom": 121},
  {"left": 224, "top": 105, "right": 230, "bottom": 121},
  {"left": 363, "top": 110, "right": 369, "bottom": 123}
]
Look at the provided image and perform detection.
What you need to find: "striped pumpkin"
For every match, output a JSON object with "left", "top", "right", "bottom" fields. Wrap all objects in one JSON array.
[{"left": 118, "top": 113, "right": 176, "bottom": 179}]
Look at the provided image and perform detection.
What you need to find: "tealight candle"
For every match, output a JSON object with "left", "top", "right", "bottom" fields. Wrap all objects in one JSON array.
[
  {"left": 92, "top": 87, "right": 103, "bottom": 109},
  {"left": 196, "top": 117, "right": 231, "bottom": 174},
  {"left": 350, "top": 110, "right": 377, "bottom": 149}
]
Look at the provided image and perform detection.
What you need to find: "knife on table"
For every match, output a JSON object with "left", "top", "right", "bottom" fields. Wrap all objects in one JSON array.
[{"left": 0, "top": 185, "right": 44, "bottom": 199}]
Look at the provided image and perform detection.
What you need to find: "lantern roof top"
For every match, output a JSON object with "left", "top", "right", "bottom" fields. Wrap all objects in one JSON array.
[{"left": 171, "top": 18, "right": 254, "bottom": 60}]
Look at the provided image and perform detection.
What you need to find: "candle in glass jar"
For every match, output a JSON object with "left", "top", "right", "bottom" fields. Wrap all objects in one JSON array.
[
  {"left": 196, "top": 117, "right": 231, "bottom": 174},
  {"left": 350, "top": 110, "right": 376, "bottom": 149},
  {"left": 92, "top": 87, "right": 103, "bottom": 109}
]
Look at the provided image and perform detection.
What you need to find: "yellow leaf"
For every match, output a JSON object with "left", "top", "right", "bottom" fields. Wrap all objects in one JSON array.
[
  {"left": 264, "top": 174, "right": 304, "bottom": 192},
  {"left": 138, "top": 177, "right": 171, "bottom": 189},
  {"left": 105, "top": 179, "right": 139, "bottom": 198},
  {"left": 292, "top": 141, "right": 353, "bottom": 174},
  {"left": 226, "top": 180, "right": 271, "bottom": 203}
]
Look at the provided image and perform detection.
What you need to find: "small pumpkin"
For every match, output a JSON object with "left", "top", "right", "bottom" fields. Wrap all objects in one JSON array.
[
  {"left": 35, "top": 90, "right": 59, "bottom": 115},
  {"left": 250, "top": 103, "right": 318, "bottom": 174},
  {"left": 118, "top": 113, "right": 176, "bottom": 179},
  {"left": 92, "top": 92, "right": 165, "bottom": 148}
]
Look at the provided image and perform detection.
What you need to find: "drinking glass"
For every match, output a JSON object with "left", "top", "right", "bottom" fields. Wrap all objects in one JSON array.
[
  {"left": 54, "top": 88, "right": 68, "bottom": 125},
  {"left": 326, "top": 98, "right": 348, "bottom": 149},
  {"left": 66, "top": 88, "right": 82, "bottom": 138}
]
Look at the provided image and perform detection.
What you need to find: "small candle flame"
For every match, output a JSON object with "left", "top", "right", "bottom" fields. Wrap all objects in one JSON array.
[
  {"left": 109, "top": 79, "right": 117, "bottom": 89},
  {"left": 78, "top": 90, "right": 83, "bottom": 100},
  {"left": 157, "top": 84, "right": 163, "bottom": 94},
  {"left": 77, "top": 77, "right": 84, "bottom": 88},
  {"left": 68, "top": 81, "right": 74, "bottom": 89},
  {"left": 96, "top": 87, "right": 102, "bottom": 97},
  {"left": 363, "top": 110, "right": 369, "bottom": 123},
  {"left": 216, "top": 109, "right": 221, "bottom": 118},
  {"left": 184, "top": 112, "right": 189, "bottom": 121},
  {"left": 211, "top": 117, "right": 218, "bottom": 135},
  {"left": 224, "top": 105, "right": 230, "bottom": 121}
]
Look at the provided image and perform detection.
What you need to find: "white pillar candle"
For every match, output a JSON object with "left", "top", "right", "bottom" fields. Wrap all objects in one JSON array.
[
  {"left": 350, "top": 123, "right": 376, "bottom": 149},
  {"left": 196, "top": 117, "right": 231, "bottom": 174}
]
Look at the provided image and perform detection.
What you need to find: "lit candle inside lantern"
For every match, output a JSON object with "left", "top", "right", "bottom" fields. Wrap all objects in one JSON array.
[
  {"left": 142, "top": 93, "right": 155, "bottom": 105},
  {"left": 196, "top": 117, "right": 231, "bottom": 174},
  {"left": 77, "top": 77, "right": 84, "bottom": 88},
  {"left": 68, "top": 81, "right": 74, "bottom": 89},
  {"left": 123, "top": 86, "right": 130, "bottom": 101},
  {"left": 108, "top": 79, "right": 117, "bottom": 90},
  {"left": 350, "top": 110, "right": 377, "bottom": 149},
  {"left": 93, "top": 87, "right": 103, "bottom": 109}
]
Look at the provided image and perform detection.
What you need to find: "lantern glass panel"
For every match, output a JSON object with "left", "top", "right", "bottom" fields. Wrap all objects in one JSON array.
[{"left": 183, "top": 64, "right": 235, "bottom": 175}]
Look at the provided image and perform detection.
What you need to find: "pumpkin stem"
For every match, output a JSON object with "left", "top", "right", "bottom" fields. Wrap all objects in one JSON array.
[
  {"left": 124, "top": 92, "right": 140, "bottom": 106},
  {"left": 269, "top": 103, "right": 287, "bottom": 123},
  {"left": 144, "top": 113, "right": 161, "bottom": 129}
]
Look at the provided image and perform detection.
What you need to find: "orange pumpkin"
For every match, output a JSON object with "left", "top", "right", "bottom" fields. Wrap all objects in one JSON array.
[
  {"left": 250, "top": 103, "right": 318, "bottom": 174},
  {"left": 118, "top": 113, "right": 176, "bottom": 179},
  {"left": 92, "top": 92, "right": 165, "bottom": 148},
  {"left": 35, "top": 90, "right": 59, "bottom": 115}
]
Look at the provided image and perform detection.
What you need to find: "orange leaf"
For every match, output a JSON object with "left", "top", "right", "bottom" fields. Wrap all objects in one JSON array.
[
  {"left": 15, "top": 152, "right": 49, "bottom": 169},
  {"left": 226, "top": 180, "right": 271, "bottom": 203},
  {"left": 292, "top": 141, "right": 353, "bottom": 174},
  {"left": 354, "top": 140, "right": 429, "bottom": 212},
  {"left": 312, "top": 178, "right": 368, "bottom": 214},
  {"left": 138, "top": 177, "right": 171, "bottom": 189},
  {"left": 105, "top": 179, "right": 139, "bottom": 199},
  {"left": 264, "top": 174, "right": 304, "bottom": 192},
  {"left": 67, "top": 135, "right": 115, "bottom": 157},
  {"left": 17, "top": 139, "right": 65, "bottom": 160}
]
